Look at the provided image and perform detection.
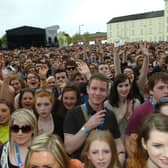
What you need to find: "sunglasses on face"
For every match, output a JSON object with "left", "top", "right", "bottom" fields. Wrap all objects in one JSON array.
[
  {"left": 66, "top": 67, "right": 76, "bottom": 71},
  {"left": 10, "top": 125, "right": 32, "bottom": 133}
]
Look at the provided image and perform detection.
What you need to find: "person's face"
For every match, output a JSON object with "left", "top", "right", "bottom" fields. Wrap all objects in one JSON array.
[
  {"left": 11, "top": 121, "right": 33, "bottom": 145},
  {"left": 62, "top": 91, "right": 77, "bottom": 110},
  {"left": 10, "top": 79, "right": 22, "bottom": 94},
  {"left": 66, "top": 66, "right": 77, "bottom": 78},
  {"left": 73, "top": 75, "right": 87, "bottom": 86},
  {"left": 87, "top": 140, "right": 112, "bottom": 168},
  {"left": 98, "top": 65, "right": 110, "bottom": 75},
  {"left": 21, "top": 92, "right": 34, "bottom": 110},
  {"left": 87, "top": 79, "right": 108, "bottom": 106},
  {"left": 142, "top": 129, "right": 168, "bottom": 168},
  {"left": 27, "top": 73, "right": 39, "bottom": 89},
  {"left": 35, "top": 97, "right": 53, "bottom": 118},
  {"left": 117, "top": 79, "right": 131, "bottom": 100},
  {"left": 150, "top": 80, "right": 168, "bottom": 103},
  {"left": 55, "top": 72, "right": 67, "bottom": 88},
  {"left": 47, "top": 78, "right": 56, "bottom": 88},
  {"left": 0, "top": 103, "right": 10, "bottom": 125},
  {"left": 29, "top": 151, "right": 60, "bottom": 168},
  {"left": 123, "top": 68, "right": 134, "bottom": 82}
]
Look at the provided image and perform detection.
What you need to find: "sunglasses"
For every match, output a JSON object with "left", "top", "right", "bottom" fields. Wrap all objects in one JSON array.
[
  {"left": 35, "top": 88, "right": 52, "bottom": 93},
  {"left": 66, "top": 67, "right": 76, "bottom": 71},
  {"left": 10, "top": 125, "right": 32, "bottom": 133}
]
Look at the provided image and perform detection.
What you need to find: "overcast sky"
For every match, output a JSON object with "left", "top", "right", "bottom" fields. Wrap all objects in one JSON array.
[{"left": 0, "top": 0, "right": 164, "bottom": 37}]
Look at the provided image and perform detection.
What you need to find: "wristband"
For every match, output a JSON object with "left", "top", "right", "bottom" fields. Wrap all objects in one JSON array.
[{"left": 81, "top": 126, "right": 90, "bottom": 135}]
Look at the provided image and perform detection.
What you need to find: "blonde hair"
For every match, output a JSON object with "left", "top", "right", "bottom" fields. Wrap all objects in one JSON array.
[
  {"left": 9, "top": 108, "right": 38, "bottom": 153},
  {"left": 25, "top": 133, "right": 70, "bottom": 168}
]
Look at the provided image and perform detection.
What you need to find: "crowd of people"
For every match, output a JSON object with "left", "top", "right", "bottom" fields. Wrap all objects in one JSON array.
[{"left": 0, "top": 41, "right": 168, "bottom": 168}]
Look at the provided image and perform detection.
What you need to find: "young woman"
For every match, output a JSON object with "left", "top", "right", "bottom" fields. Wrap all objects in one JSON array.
[
  {"left": 82, "top": 130, "right": 121, "bottom": 168},
  {"left": 55, "top": 84, "right": 81, "bottom": 139},
  {"left": 9, "top": 75, "right": 25, "bottom": 95},
  {"left": 34, "top": 88, "right": 63, "bottom": 138},
  {"left": 17, "top": 88, "right": 35, "bottom": 111},
  {"left": 0, "top": 99, "right": 14, "bottom": 144},
  {"left": 24, "top": 133, "right": 83, "bottom": 168},
  {"left": 0, "top": 108, "right": 38, "bottom": 168},
  {"left": 104, "top": 74, "right": 140, "bottom": 139},
  {"left": 127, "top": 113, "right": 168, "bottom": 168}
]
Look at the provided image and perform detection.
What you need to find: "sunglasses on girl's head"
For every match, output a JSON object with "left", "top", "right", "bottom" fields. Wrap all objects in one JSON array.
[
  {"left": 10, "top": 125, "right": 32, "bottom": 133},
  {"left": 35, "top": 88, "right": 52, "bottom": 93}
]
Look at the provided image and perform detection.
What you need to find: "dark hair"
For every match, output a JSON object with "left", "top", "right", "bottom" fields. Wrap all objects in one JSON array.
[
  {"left": 0, "top": 99, "right": 14, "bottom": 113},
  {"left": 61, "top": 84, "right": 81, "bottom": 105},
  {"left": 88, "top": 73, "right": 109, "bottom": 88},
  {"left": 65, "top": 60, "right": 77, "bottom": 69},
  {"left": 109, "top": 74, "right": 132, "bottom": 107},
  {"left": 148, "top": 72, "right": 168, "bottom": 91},
  {"left": 54, "top": 68, "right": 67, "bottom": 75},
  {"left": 18, "top": 88, "right": 35, "bottom": 108}
]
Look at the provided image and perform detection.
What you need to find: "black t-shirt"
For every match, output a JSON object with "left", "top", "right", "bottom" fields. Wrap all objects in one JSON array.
[{"left": 63, "top": 101, "right": 120, "bottom": 159}]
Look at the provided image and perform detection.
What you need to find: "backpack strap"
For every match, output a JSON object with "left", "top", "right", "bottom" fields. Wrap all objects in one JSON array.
[{"left": 81, "top": 104, "right": 89, "bottom": 122}]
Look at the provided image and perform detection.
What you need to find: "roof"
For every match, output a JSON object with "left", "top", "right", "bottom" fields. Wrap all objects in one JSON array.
[
  {"left": 107, "top": 10, "right": 164, "bottom": 24},
  {"left": 89, "top": 32, "right": 107, "bottom": 38},
  {"left": 6, "top": 26, "right": 45, "bottom": 36}
]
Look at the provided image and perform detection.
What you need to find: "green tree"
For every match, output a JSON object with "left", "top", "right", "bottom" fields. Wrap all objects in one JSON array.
[
  {"left": 63, "top": 32, "right": 72, "bottom": 45},
  {"left": 1, "top": 34, "right": 7, "bottom": 48},
  {"left": 72, "top": 33, "right": 80, "bottom": 44},
  {"left": 83, "top": 32, "right": 90, "bottom": 45}
]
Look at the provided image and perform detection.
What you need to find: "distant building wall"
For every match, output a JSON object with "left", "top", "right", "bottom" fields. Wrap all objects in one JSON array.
[{"left": 107, "top": 0, "right": 167, "bottom": 43}]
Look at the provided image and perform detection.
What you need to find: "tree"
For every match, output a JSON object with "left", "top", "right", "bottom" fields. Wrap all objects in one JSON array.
[
  {"left": 1, "top": 34, "right": 7, "bottom": 48},
  {"left": 72, "top": 33, "right": 80, "bottom": 44},
  {"left": 83, "top": 32, "right": 90, "bottom": 45},
  {"left": 57, "top": 31, "right": 72, "bottom": 47},
  {"left": 63, "top": 33, "right": 72, "bottom": 45}
]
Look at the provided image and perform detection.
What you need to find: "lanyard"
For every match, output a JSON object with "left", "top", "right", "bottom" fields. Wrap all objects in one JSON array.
[
  {"left": 83, "top": 103, "right": 105, "bottom": 130},
  {"left": 15, "top": 144, "right": 22, "bottom": 168},
  {"left": 83, "top": 103, "right": 92, "bottom": 117}
]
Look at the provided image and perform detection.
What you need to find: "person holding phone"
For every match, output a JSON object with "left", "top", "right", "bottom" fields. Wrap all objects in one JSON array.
[{"left": 64, "top": 73, "right": 125, "bottom": 166}]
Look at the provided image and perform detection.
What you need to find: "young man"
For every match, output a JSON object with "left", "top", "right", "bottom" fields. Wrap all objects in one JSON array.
[
  {"left": 126, "top": 72, "right": 168, "bottom": 135},
  {"left": 64, "top": 73, "right": 125, "bottom": 165},
  {"left": 54, "top": 68, "right": 68, "bottom": 95}
]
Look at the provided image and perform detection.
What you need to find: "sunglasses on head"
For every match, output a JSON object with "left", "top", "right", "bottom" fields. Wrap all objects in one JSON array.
[
  {"left": 10, "top": 125, "right": 32, "bottom": 133},
  {"left": 66, "top": 67, "right": 76, "bottom": 71},
  {"left": 35, "top": 88, "right": 52, "bottom": 93}
]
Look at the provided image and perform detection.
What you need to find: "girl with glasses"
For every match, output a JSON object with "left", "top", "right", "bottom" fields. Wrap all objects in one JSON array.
[{"left": 0, "top": 108, "right": 38, "bottom": 168}]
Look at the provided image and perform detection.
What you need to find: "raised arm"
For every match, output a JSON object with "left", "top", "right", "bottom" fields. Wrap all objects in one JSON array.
[
  {"left": 137, "top": 44, "right": 149, "bottom": 92},
  {"left": 113, "top": 47, "right": 122, "bottom": 76}
]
